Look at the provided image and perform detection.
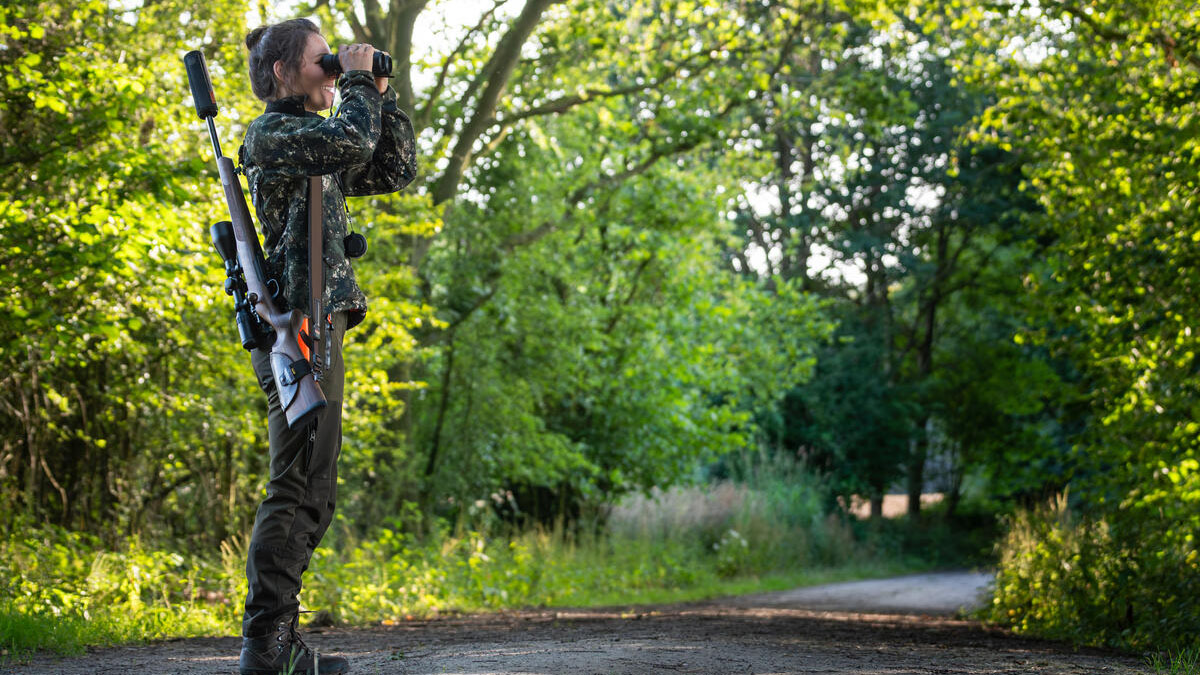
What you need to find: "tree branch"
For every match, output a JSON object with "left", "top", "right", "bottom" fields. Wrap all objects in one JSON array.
[
  {"left": 430, "top": 0, "right": 566, "bottom": 213},
  {"left": 491, "top": 39, "right": 741, "bottom": 129},
  {"left": 499, "top": 129, "right": 708, "bottom": 252},
  {"left": 604, "top": 252, "right": 655, "bottom": 334},
  {"left": 417, "top": 0, "right": 507, "bottom": 132}
]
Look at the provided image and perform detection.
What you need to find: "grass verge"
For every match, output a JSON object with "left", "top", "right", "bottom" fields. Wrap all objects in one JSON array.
[{"left": 0, "top": 455, "right": 987, "bottom": 664}]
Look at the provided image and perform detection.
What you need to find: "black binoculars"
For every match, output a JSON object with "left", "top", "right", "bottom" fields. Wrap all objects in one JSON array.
[{"left": 319, "top": 51, "right": 392, "bottom": 78}]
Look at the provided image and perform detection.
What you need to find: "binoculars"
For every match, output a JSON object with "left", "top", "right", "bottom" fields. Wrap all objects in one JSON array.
[{"left": 319, "top": 51, "right": 392, "bottom": 78}]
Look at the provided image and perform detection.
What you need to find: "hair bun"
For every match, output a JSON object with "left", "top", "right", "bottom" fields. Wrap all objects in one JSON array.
[{"left": 245, "top": 25, "right": 269, "bottom": 51}]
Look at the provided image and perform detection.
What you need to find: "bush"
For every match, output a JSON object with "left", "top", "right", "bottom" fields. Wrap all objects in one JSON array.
[
  {"left": 0, "top": 521, "right": 239, "bottom": 658},
  {"left": 987, "top": 493, "right": 1200, "bottom": 652}
]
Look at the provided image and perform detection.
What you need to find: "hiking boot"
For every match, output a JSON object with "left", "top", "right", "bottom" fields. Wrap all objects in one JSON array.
[{"left": 239, "top": 615, "right": 349, "bottom": 675}]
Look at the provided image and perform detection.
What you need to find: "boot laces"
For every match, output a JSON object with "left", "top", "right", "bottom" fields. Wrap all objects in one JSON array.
[
  {"left": 290, "top": 611, "right": 320, "bottom": 671},
  {"left": 290, "top": 612, "right": 313, "bottom": 652}
]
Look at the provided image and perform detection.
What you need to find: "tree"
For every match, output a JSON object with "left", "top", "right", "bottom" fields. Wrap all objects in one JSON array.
[
  {"left": 724, "top": 1, "right": 1045, "bottom": 516},
  {"left": 955, "top": 0, "right": 1200, "bottom": 648},
  {"left": 304, "top": 0, "right": 830, "bottom": 521},
  {"left": 0, "top": 0, "right": 275, "bottom": 542}
]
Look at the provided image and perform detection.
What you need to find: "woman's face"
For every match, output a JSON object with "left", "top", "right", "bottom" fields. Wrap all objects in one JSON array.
[{"left": 275, "top": 32, "right": 336, "bottom": 112}]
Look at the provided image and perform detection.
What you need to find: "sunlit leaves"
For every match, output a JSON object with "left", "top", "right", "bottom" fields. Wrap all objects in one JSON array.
[
  {"left": 0, "top": 0, "right": 269, "bottom": 540},
  {"left": 950, "top": 0, "right": 1200, "bottom": 649}
]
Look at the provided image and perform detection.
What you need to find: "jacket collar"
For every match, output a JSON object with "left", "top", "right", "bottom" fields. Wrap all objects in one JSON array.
[{"left": 265, "top": 95, "right": 322, "bottom": 118}]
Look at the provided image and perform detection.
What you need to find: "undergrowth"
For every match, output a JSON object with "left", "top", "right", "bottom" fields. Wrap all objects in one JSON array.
[
  {"left": 985, "top": 492, "right": 1200, "bottom": 654},
  {"left": 1146, "top": 648, "right": 1200, "bottom": 675},
  {"left": 0, "top": 454, "right": 980, "bottom": 663}
]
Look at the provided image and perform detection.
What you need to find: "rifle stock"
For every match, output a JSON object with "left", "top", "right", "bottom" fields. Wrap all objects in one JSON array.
[{"left": 185, "top": 50, "right": 325, "bottom": 430}]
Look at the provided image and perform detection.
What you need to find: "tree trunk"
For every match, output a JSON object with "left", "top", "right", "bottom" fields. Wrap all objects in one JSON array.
[
  {"left": 945, "top": 440, "right": 964, "bottom": 519},
  {"left": 908, "top": 220, "right": 950, "bottom": 517},
  {"left": 421, "top": 332, "right": 456, "bottom": 507},
  {"left": 906, "top": 418, "right": 927, "bottom": 517},
  {"left": 869, "top": 492, "right": 884, "bottom": 519}
]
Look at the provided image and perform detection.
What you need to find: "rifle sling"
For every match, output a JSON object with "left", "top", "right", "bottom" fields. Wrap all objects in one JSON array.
[{"left": 308, "top": 175, "right": 325, "bottom": 379}]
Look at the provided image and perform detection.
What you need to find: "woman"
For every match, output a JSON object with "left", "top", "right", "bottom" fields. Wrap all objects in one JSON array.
[{"left": 237, "top": 18, "right": 417, "bottom": 675}]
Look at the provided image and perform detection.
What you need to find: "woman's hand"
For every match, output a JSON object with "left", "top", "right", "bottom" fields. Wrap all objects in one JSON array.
[{"left": 338, "top": 43, "right": 375, "bottom": 74}]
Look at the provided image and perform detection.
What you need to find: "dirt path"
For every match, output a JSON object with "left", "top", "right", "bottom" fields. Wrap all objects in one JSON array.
[
  {"left": 4, "top": 571, "right": 1148, "bottom": 674},
  {"left": 716, "top": 570, "right": 995, "bottom": 615}
]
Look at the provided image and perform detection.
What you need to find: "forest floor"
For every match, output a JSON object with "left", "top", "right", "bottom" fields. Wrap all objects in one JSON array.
[{"left": 4, "top": 571, "right": 1149, "bottom": 674}]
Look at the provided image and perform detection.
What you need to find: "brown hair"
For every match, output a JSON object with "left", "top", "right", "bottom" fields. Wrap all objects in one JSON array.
[{"left": 245, "top": 18, "right": 320, "bottom": 102}]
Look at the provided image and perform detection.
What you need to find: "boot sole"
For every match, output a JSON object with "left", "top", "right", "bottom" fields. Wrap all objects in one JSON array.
[{"left": 239, "top": 660, "right": 349, "bottom": 675}]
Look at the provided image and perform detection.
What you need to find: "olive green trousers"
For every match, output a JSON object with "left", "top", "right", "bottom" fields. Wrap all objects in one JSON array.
[{"left": 242, "top": 311, "right": 347, "bottom": 638}]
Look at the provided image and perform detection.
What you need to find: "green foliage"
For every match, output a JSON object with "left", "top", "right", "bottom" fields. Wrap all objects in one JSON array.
[
  {"left": 0, "top": 520, "right": 240, "bottom": 658},
  {"left": 412, "top": 85, "right": 838, "bottom": 514},
  {"left": 721, "top": 0, "right": 1057, "bottom": 520},
  {"left": 0, "top": 0, "right": 275, "bottom": 544},
  {"left": 1147, "top": 648, "right": 1200, "bottom": 675},
  {"left": 1, "top": 0, "right": 838, "bottom": 545},
  {"left": 938, "top": 0, "right": 1200, "bottom": 652},
  {"left": 612, "top": 449, "right": 863, "bottom": 579},
  {"left": 331, "top": 189, "right": 444, "bottom": 528},
  {"left": 854, "top": 505, "right": 1000, "bottom": 569},
  {"left": 987, "top": 496, "right": 1200, "bottom": 651},
  {"left": 4, "top": 0, "right": 1195, "bottom": 655},
  {"left": 782, "top": 318, "right": 917, "bottom": 500}
]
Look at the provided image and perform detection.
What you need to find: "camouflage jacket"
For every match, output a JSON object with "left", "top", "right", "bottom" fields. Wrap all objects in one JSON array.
[{"left": 240, "top": 69, "right": 418, "bottom": 331}]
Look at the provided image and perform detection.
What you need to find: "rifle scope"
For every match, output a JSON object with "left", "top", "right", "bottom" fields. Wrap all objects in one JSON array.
[{"left": 212, "top": 221, "right": 274, "bottom": 350}]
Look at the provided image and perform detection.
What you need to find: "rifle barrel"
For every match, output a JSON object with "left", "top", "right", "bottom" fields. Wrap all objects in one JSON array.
[{"left": 207, "top": 116, "right": 223, "bottom": 160}]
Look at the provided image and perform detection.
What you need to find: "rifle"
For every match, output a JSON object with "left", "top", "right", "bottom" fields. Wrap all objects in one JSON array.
[{"left": 184, "top": 50, "right": 326, "bottom": 430}]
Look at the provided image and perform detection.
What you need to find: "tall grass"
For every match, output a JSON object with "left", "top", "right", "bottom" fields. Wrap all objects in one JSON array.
[
  {"left": 606, "top": 450, "right": 859, "bottom": 575},
  {"left": 0, "top": 526, "right": 243, "bottom": 659},
  {"left": 1, "top": 451, "right": 937, "bottom": 661},
  {"left": 1146, "top": 648, "right": 1200, "bottom": 675}
]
